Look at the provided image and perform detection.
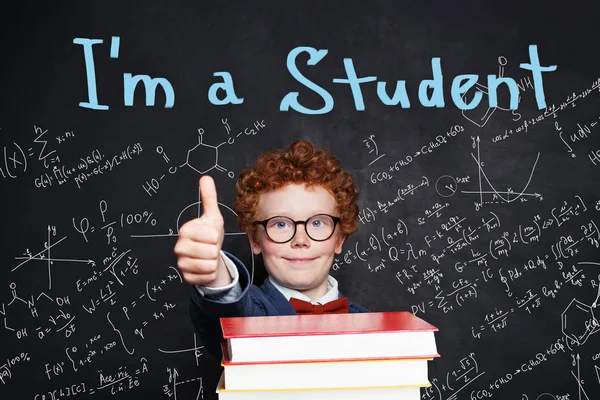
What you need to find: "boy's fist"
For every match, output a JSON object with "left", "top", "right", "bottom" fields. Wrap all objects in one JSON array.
[{"left": 174, "top": 176, "right": 228, "bottom": 286}]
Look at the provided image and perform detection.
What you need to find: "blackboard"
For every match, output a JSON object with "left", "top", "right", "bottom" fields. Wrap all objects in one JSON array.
[{"left": 2, "top": 1, "right": 600, "bottom": 399}]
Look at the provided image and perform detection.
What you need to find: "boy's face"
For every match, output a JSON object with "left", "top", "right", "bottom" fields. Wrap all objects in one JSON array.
[{"left": 248, "top": 183, "right": 346, "bottom": 294}]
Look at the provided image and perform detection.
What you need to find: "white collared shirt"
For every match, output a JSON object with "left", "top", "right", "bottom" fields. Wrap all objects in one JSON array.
[{"left": 268, "top": 275, "right": 339, "bottom": 305}]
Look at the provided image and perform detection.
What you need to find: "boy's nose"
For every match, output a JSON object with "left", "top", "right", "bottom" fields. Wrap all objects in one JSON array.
[{"left": 290, "top": 224, "right": 310, "bottom": 247}]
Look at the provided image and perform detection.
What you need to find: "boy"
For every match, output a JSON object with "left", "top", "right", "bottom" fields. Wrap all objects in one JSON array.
[{"left": 174, "top": 140, "right": 368, "bottom": 361}]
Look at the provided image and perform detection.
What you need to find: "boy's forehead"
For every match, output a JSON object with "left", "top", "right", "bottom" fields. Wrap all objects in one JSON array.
[{"left": 255, "top": 183, "right": 338, "bottom": 217}]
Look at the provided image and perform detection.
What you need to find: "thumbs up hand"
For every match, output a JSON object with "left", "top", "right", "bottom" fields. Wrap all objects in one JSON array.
[{"left": 174, "top": 176, "right": 230, "bottom": 287}]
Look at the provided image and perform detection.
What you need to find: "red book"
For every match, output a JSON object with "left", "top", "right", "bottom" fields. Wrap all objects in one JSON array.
[{"left": 220, "top": 311, "right": 439, "bottom": 363}]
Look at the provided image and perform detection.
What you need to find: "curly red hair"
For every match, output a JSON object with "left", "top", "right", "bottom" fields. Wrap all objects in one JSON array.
[{"left": 235, "top": 140, "right": 359, "bottom": 239}]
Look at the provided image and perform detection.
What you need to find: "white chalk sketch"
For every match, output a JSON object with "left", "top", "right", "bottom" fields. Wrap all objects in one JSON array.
[{"left": 461, "top": 136, "right": 542, "bottom": 210}]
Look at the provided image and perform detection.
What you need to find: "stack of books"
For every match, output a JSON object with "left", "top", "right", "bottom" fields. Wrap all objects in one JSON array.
[{"left": 216, "top": 311, "right": 439, "bottom": 400}]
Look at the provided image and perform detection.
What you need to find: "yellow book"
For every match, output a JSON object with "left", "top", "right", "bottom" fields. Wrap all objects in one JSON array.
[{"left": 216, "top": 372, "right": 430, "bottom": 400}]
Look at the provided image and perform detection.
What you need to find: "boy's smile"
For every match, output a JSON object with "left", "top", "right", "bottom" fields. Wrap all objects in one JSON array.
[
  {"left": 247, "top": 183, "right": 346, "bottom": 301},
  {"left": 285, "top": 258, "right": 318, "bottom": 263}
]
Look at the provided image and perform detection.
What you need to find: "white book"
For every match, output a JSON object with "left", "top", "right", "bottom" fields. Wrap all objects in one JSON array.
[{"left": 221, "top": 353, "right": 432, "bottom": 390}]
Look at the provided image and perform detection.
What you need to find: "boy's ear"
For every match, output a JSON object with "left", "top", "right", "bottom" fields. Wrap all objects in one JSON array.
[
  {"left": 334, "top": 234, "right": 346, "bottom": 254},
  {"left": 247, "top": 232, "right": 262, "bottom": 255}
]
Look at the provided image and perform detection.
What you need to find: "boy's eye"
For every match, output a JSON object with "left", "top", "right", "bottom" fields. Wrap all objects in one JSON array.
[
  {"left": 308, "top": 216, "right": 333, "bottom": 229},
  {"left": 268, "top": 218, "right": 292, "bottom": 230}
]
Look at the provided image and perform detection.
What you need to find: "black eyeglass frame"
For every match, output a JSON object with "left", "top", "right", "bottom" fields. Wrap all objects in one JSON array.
[{"left": 253, "top": 213, "right": 341, "bottom": 244}]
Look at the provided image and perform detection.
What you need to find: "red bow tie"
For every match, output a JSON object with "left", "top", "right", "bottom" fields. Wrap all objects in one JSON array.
[{"left": 289, "top": 297, "right": 349, "bottom": 314}]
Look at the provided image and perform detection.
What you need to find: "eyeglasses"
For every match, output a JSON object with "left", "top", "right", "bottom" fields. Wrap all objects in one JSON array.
[{"left": 253, "top": 214, "right": 341, "bottom": 244}]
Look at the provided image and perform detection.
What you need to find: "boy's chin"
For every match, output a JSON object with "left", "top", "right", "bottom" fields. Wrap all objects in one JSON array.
[{"left": 285, "top": 277, "right": 327, "bottom": 291}]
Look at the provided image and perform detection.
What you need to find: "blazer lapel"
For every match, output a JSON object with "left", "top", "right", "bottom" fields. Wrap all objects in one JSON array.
[{"left": 260, "top": 278, "right": 298, "bottom": 315}]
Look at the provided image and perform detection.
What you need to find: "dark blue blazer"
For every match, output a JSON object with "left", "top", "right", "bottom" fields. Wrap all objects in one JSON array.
[{"left": 189, "top": 252, "right": 369, "bottom": 361}]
